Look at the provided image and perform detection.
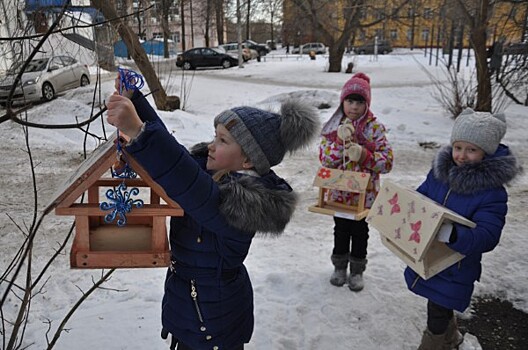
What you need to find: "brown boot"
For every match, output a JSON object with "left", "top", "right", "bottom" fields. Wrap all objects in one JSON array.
[
  {"left": 445, "top": 316, "right": 464, "bottom": 349},
  {"left": 417, "top": 329, "right": 445, "bottom": 350}
]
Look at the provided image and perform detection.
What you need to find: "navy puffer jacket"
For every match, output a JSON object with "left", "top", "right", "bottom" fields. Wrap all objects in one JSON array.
[
  {"left": 404, "top": 145, "right": 522, "bottom": 312},
  {"left": 125, "top": 92, "right": 297, "bottom": 349}
]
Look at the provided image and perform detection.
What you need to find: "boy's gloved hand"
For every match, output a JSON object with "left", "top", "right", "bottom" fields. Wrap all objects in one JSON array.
[{"left": 345, "top": 143, "right": 363, "bottom": 162}]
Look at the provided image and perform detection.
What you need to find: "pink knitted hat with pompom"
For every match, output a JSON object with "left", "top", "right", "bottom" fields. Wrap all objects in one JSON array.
[{"left": 339, "top": 72, "right": 371, "bottom": 106}]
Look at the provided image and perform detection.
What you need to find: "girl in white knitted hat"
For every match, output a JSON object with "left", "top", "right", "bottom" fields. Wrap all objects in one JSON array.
[{"left": 405, "top": 108, "right": 522, "bottom": 349}]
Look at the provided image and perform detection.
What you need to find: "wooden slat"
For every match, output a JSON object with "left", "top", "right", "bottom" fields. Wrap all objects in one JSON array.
[
  {"left": 94, "top": 178, "right": 148, "bottom": 187},
  {"left": 74, "top": 216, "right": 90, "bottom": 251},
  {"left": 88, "top": 186, "right": 99, "bottom": 204},
  {"left": 151, "top": 217, "right": 168, "bottom": 251},
  {"left": 56, "top": 203, "right": 183, "bottom": 216},
  {"left": 72, "top": 251, "right": 170, "bottom": 268}
]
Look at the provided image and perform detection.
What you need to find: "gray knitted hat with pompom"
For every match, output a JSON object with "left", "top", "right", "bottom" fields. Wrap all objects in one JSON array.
[
  {"left": 450, "top": 108, "right": 507, "bottom": 155},
  {"left": 214, "top": 99, "right": 320, "bottom": 175}
]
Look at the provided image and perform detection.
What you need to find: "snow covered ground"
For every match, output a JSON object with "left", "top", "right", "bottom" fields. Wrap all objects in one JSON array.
[{"left": 1, "top": 48, "right": 527, "bottom": 350}]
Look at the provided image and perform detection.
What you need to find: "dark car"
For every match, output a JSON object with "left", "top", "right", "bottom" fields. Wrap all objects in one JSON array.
[
  {"left": 243, "top": 39, "right": 269, "bottom": 56},
  {"left": 354, "top": 40, "right": 393, "bottom": 55},
  {"left": 176, "top": 47, "right": 238, "bottom": 70},
  {"left": 503, "top": 42, "right": 528, "bottom": 56}
]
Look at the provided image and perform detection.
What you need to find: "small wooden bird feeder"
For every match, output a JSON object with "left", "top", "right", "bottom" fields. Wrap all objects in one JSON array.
[
  {"left": 366, "top": 180, "right": 476, "bottom": 280},
  {"left": 308, "top": 166, "right": 371, "bottom": 221},
  {"left": 47, "top": 133, "right": 183, "bottom": 269}
]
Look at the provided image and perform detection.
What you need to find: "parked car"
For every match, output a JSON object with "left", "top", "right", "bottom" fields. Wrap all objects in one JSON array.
[
  {"left": 176, "top": 47, "right": 239, "bottom": 70},
  {"left": 243, "top": 39, "right": 269, "bottom": 56},
  {"left": 291, "top": 42, "right": 326, "bottom": 54},
  {"left": 503, "top": 42, "right": 528, "bottom": 56},
  {"left": 0, "top": 55, "right": 90, "bottom": 105},
  {"left": 353, "top": 40, "right": 393, "bottom": 55},
  {"left": 266, "top": 40, "right": 277, "bottom": 50},
  {"left": 218, "top": 43, "right": 258, "bottom": 62}
]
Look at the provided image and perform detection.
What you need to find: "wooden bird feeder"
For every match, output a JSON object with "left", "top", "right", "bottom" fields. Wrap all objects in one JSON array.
[
  {"left": 47, "top": 133, "right": 183, "bottom": 269},
  {"left": 366, "top": 180, "right": 476, "bottom": 280},
  {"left": 308, "top": 166, "right": 371, "bottom": 221}
]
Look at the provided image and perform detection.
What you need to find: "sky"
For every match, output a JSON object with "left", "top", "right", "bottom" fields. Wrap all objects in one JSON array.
[{"left": 1, "top": 48, "right": 527, "bottom": 350}]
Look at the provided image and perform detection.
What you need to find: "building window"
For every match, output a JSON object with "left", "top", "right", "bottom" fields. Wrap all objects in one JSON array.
[
  {"left": 359, "top": 6, "right": 367, "bottom": 20},
  {"left": 375, "top": 8, "right": 384, "bottom": 20},
  {"left": 422, "top": 28, "right": 430, "bottom": 42},
  {"left": 375, "top": 29, "right": 384, "bottom": 40},
  {"left": 390, "top": 29, "right": 398, "bottom": 40},
  {"left": 424, "top": 8, "right": 433, "bottom": 19},
  {"left": 406, "top": 29, "right": 412, "bottom": 41}
]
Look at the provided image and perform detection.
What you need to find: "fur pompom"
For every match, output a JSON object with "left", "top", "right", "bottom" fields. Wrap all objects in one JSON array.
[{"left": 279, "top": 99, "right": 321, "bottom": 153}]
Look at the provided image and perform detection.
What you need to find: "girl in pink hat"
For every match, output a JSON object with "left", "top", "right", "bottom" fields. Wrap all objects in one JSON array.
[{"left": 319, "top": 72, "right": 394, "bottom": 291}]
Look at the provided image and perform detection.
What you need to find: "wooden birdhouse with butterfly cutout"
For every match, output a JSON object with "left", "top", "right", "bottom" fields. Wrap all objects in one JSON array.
[
  {"left": 308, "top": 167, "right": 371, "bottom": 221},
  {"left": 47, "top": 132, "right": 183, "bottom": 269},
  {"left": 366, "top": 180, "right": 476, "bottom": 280}
]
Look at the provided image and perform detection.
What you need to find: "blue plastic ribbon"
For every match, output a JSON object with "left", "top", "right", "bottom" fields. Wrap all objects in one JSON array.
[{"left": 101, "top": 68, "right": 146, "bottom": 226}]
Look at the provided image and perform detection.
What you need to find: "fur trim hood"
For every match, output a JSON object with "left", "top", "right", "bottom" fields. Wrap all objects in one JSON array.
[
  {"left": 433, "top": 144, "right": 523, "bottom": 195},
  {"left": 218, "top": 173, "right": 297, "bottom": 235},
  {"left": 191, "top": 142, "right": 297, "bottom": 235}
]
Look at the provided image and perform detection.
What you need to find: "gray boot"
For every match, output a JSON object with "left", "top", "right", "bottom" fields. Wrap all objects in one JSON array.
[
  {"left": 330, "top": 254, "right": 349, "bottom": 286},
  {"left": 417, "top": 328, "right": 446, "bottom": 350},
  {"left": 445, "top": 316, "right": 464, "bottom": 349},
  {"left": 347, "top": 257, "right": 367, "bottom": 292}
]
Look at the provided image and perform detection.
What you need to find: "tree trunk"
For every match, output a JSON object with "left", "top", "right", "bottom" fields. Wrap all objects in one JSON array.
[
  {"left": 180, "top": 0, "right": 186, "bottom": 51},
  {"left": 215, "top": 0, "right": 225, "bottom": 45},
  {"left": 471, "top": 25, "right": 492, "bottom": 112},
  {"left": 161, "top": 0, "right": 171, "bottom": 58},
  {"left": 92, "top": 0, "right": 179, "bottom": 111},
  {"left": 328, "top": 43, "right": 345, "bottom": 73},
  {"left": 246, "top": 0, "right": 251, "bottom": 39}
]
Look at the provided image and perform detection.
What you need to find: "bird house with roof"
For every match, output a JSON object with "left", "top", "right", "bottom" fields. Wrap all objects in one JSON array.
[
  {"left": 47, "top": 133, "right": 183, "bottom": 269},
  {"left": 308, "top": 166, "right": 371, "bottom": 221},
  {"left": 366, "top": 180, "right": 476, "bottom": 280}
]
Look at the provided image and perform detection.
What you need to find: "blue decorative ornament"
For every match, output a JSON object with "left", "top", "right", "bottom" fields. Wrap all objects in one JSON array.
[{"left": 100, "top": 183, "right": 144, "bottom": 227}]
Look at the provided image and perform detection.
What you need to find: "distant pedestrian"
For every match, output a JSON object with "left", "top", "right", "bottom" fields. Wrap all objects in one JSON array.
[{"left": 488, "top": 38, "right": 504, "bottom": 81}]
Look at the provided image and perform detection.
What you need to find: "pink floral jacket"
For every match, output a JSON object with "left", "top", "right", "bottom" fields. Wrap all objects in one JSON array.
[{"left": 319, "top": 110, "right": 393, "bottom": 208}]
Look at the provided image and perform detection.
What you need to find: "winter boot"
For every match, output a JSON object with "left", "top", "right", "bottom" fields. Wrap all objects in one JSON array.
[
  {"left": 329, "top": 254, "right": 349, "bottom": 286},
  {"left": 347, "top": 257, "right": 367, "bottom": 292},
  {"left": 445, "top": 316, "right": 464, "bottom": 349},
  {"left": 417, "top": 329, "right": 446, "bottom": 350}
]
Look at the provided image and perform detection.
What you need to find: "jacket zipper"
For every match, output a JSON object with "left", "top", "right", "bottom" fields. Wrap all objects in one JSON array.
[{"left": 190, "top": 279, "right": 204, "bottom": 323}]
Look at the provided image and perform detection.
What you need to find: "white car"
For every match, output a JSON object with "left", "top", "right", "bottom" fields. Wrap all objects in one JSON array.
[
  {"left": 0, "top": 55, "right": 90, "bottom": 105},
  {"left": 291, "top": 42, "right": 326, "bottom": 54}
]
